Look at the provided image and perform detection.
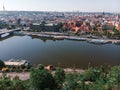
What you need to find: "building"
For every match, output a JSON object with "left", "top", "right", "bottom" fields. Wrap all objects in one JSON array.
[{"left": 30, "top": 22, "right": 60, "bottom": 32}]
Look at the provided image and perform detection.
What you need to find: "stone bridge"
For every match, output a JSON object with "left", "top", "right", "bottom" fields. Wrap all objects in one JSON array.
[{"left": 0, "top": 28, "right": 21, "bottom": 38}]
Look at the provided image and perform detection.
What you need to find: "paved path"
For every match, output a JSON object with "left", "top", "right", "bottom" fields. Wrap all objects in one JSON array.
[
  {"left": 0, "top": 72, "right": 30, "bottom": 80},
  {"left": 0, "top": 68, "right": 84, "bottom": 80}
]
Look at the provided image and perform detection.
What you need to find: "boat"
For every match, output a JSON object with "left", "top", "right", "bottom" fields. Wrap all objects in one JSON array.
[
  {"left": 4, "top": 59, "right": 31, "bottom": 67},
  {"left": 66, "top": 36, "right": 87, "bottom": 41},
  {"left": 38, "top": 34, "right": 53, "bottom": 38},
  {"left": 113, "top": 41, "right": 120, "bottom": 45},
  {"left": 53, "top": 36, "right": 67, "bottom": 40},
  {"left": 1, "top": 33, "right": 9, "bottom": 38},
  {"left": 87, "top": 39, "right": 111, "bottom": 44}
]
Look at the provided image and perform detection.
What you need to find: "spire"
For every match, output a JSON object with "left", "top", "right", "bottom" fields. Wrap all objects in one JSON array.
[{"left": 3, "top": 4, "right": 5, "bottom": 11}]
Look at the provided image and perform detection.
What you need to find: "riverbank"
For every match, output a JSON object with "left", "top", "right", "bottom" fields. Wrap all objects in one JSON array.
[{"left": 17, "top": 31, "right": 120, "bottom": 45}]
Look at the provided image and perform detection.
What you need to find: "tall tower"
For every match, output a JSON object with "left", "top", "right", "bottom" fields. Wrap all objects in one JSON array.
[{"left": 3, "top": 4, "right": 5, "bottom": 11}]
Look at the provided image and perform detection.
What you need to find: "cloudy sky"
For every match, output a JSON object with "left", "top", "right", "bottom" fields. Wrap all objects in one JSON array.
[{"left": 0, "top": 0, "right": 119, "bottom": 12}]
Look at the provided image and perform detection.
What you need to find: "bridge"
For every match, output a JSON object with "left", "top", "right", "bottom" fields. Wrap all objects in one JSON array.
[{"left": 0, "top": 28, "right": 21, "bottom": 38}]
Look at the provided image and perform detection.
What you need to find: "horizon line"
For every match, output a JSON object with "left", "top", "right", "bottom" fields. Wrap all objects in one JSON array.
[{"left": 0, "top": 10, "right": 120, "bottom": 14}]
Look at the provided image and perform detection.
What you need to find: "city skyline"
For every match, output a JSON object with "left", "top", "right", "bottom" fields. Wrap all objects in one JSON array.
[{"left": 0, "top": 0, "right": 120, "bottom": 12}]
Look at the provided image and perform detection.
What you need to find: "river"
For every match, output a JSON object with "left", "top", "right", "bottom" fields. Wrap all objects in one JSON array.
[{"left": 0, "top": 35, "right": 120, "bottom": 69}]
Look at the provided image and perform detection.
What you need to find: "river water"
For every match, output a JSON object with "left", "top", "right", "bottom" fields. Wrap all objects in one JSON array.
[{"left": 0, "top": 35, "right": 120, "bottom": 69}]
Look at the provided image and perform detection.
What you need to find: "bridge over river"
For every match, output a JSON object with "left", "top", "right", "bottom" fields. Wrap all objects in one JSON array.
[{"left": 0, "top": 28, "right": 21, "bottom": 38}]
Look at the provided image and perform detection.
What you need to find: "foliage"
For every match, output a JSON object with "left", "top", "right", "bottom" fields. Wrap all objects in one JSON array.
[
  {"left": 54, "top": 67, "right": 65, "bottom": 89},
  {"left": 54, "top": 22, "right": 63, "bottom": 32},
  {"left": 103, "top": 30, "right": 112, "bottom": 38},
  {"left": 37, "top": 64, "right": 44, "bottom": 70},
  {"left": 0, "top": 73, "right": 29, "bottom": 90},
  {"left": 30, "top": 65, "right": 55, "bottom": 90},
  {"left": 88, "top": 77, "right": 106, "bottom": 90},
  {"left": 82, "top": 66, "right": 105, "bottom": 82},
  {"left": 0, "top": 64, "right": 120, "bottom": 90},
  {"left": 0, "top": 73, "right": 13, "bottom": 90},
  {"left": 62, "top": 73, "right": 78, "bottom": 90},
  {"left": 107, "top": 65, "right": 120, "bottom": 89},
  {"left": 0, "top": 59, "right": 5, "bottom": 70}
]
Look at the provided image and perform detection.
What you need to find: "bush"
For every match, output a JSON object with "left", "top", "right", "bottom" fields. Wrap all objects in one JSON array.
[
  {"left": 0, "top": 59, "right": 5, "bottom": 70},
  {"left": 54, "top": 67, "right": 65, "bottom": 89},
  {"left": 107, "top": 65, "right": 120, "bottom": 89},
  {"left": 62, "top": 73, "right": 78, "bottom": 90},
  {"left": 30, "top": 66, "right": 55, "bottom": 90},
  {"left": 82, "top": 66, "right": 105, "bottom": 82}
]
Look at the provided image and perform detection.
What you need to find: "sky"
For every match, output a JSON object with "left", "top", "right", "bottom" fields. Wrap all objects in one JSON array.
[{"left": 0, "top": 0, "right": 119, "bottom": 12}]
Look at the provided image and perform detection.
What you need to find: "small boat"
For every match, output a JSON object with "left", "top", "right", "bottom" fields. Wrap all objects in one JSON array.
[
  {"left": 53, "top": 36, "right": 67, "bottom": 40},
  {"left": 87, "top": 39, "right": 111, "bottom": 44},
  {"left": 66, "top": 36, "right": 86, "bottom": 41},
  {"left": 1, "top": 33, "right": 9, "bottom": 38},
  {"left": 113, "top": 41, "right": 120, "bottom": 45},
  {"left": 38, "top": 34, "right": 53, "bottom": 38},
  {"left": 4, "top": 59, "right": 31, "bottom": 67}
]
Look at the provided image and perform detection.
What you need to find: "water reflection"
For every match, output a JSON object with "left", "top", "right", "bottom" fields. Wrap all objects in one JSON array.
[{"left": 30, "top": 35, "right": 61, "bottom": 42}]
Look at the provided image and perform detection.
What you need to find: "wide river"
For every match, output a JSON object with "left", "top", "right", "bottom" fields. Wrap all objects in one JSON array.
[{"left": 0, "top": 35, "right": 120, "bottom": 69}]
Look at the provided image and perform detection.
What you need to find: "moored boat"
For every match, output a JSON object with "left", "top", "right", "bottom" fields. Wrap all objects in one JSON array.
[
  {"left": 112, "top": 41, "right": 120, "bottom": 45},
  {"left": 53, "top": 36, "right": 67, "bottom": 40},
  {"left": 4, "top": 59, "right": 31, "bottom": 68},
  {"left": 66, "top": 36, "right": 87, "bottom": 41},
  {"left": 87, "top": 39, "right": 111, "bottom": 44}
]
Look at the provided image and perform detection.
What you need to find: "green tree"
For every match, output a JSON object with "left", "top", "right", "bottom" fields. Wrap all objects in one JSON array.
[
  {"left": 37, "top": 64, "right": 44, "bottom": 70},
  {"left": 107, "top": 65, "right": 120, "bottom": 89},
  {"left": 113, "top": 26, "right": 119, "bottom": 33},
  {"left": 82, "top": 66, "right": 105, "bottom": 82},
  {"left": 0, "top": 73, "right": 13, "bottom": 90},
  {"left": 0, "top": 59, "right": 5, "bottom": 70},
  {"left": 54, "top": 22, "right": 63, "bottom": 32},
  {"left": 12, "top": 76, "right": 28, "bottom": 90},
  {"left": 54, "top": 67, "right": 65, "bottom": 89},
  {"left": 62, "top": 73, "right": 78, "bottom": 90},
  {"left": 30, "top": 65, "right": 55, "bottom": 90}
]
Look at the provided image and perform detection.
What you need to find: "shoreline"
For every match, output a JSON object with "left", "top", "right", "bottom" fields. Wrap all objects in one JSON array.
[{"left": 17, "top": 31, "right": 120, "bottom": 45}]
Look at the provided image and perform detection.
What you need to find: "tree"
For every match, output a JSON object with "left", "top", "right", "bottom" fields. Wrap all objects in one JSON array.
[
  {"left": 0, "top": 59, "right": 5, "bottom": 70},
  {"left": 54, "top": 22, "right": 63, "bottom": 32},
  {"left": 102, "top": 25, "right": 107, "bottom": 31},
  {"left": 62, "top": 73, "right": 78, "bottom": 90},
  {"left": 30, "top": 65, "right": 55, "bottom": 90},
  {"left": 37, "top": 64, "right": 44, "bottom": 70},
  {"left": 107, "top": 65, "right": 120, "bottom": 89},
  {"left": 82, "top": 66, "right": 105, "bottom": 82},
  {"left": 10, "top": 76, "right": 29, "bottom": 90},
  {"left": 113, "top": 26, "right": 119, "bottom": 33},
  {"left": 0, "top": 73, "right": 13, "bottom": 90},
  {"left": 0, "top": 73, "right": 28, "bottom": 90},
  {"left": 54, "top": 67, "right": 65, "bottom": 89},
  {"left": 103, "top": 30, "right": 112, "bottom": 38}
]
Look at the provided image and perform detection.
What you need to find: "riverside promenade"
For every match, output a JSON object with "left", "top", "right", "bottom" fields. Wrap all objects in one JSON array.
[
  {"left": 20, "top": 31, "right": 120, "bottom": 44},
  {"left": 0, "top": 68, "right": 84, "bottom": 80}
]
